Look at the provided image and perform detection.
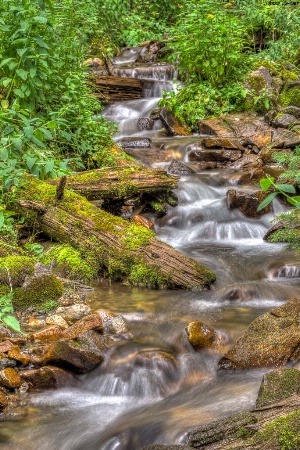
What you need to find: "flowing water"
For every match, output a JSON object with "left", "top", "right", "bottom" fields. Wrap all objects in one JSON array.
[{"left": 2, "top": 49, "right": 300, "bottom": 450}]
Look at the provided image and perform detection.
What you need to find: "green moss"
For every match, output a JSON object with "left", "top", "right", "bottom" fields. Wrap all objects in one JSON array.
[
  {"left": 121, "top": 224, "right": 154, "bottom": 250},
  {"left": 280, "top": 69, "right": 299, "bottom": 82},
  {"left": 0, "top": 284, "right": 10, "bottom": 297},
  {"left": 42, "top": 244, "right": 99, "bottom": 281},
  {"left": 0, "top": 256, "right": 35, "bottom": 287},
  {"left": 279, "top": 85, "right": 300, "bottom": 108},
  {"left": 129, "top": 263, "right": 165, "bottom": 287},
  {"left": 256, "top": 369, "right": 300, "bottom": 408},
  {"left": 13, "top": 274, "right": 64, "bottom": 309}
]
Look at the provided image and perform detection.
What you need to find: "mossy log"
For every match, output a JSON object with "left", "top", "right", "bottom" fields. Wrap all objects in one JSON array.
[
  {"left": 185, "top": 394, "right": 300, "bottom": 449},
  {"left": 14, "top": 176, "right": 216, "bottom": 290},
  {"left": 48, "top": 167, "right": 178, "bottom": 200}
]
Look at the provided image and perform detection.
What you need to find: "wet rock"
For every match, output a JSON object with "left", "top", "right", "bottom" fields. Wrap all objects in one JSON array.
[
  {"left": 55, "top": 304, "right": 91, "bottom": 322},
  {"left": 20, "top": 366, "right": 76, "bottom": 391},
  {"left": 226, "top": 114, "right": 271, "bottom": 143},
  {"left": 168, "top": 159, "right": 194, "bottom": 175},
  {"left": 256, "top": 368, "right": 300, "bottom": 408},
  {"left": 30, "top": 325, "right": 64, "bottom": 343},
  {"left": 137, "top": 117, "right": 154, "bottom": 131},
  {"left": 0, "top": 391, "right": 8, "bottom": 411},
  {"left": 268, "top": 264, "right": 300, "bottom": 279},
  {"left": 0, "top": 368, "right": 21, "bottom": 388},
  {"left": 202, "top": 137, "right": 244, "bottom": 151},
  {"left": 150, "top": 108, "right": 161, "bottom": 120},
  {"left": 281, "top": 106, "right": 300, "bottom": 119},
  {"left": 250, "top": 129, "right": 273, "bottom": 149},
  {"left": 46, "top": 314, "right": 69, "bottom": 329},
  {"left": 197, "top": 161, "right": 218, "bottom": 170},
  {"left": 226, "top": 189, "right": 272, "bottom": 217},
  {"left": 132, "top": 215, "right": 154, "bottom": 230},
  {"left": 220, "top": 288, "right": 257, "bottom": 301},
  {"left": 188, "top": 149, "right": 242, "bottom": 163},
  {"left": 0, "top": 326, "right": 21, "bottom": 341},
  {"left": 27, "top": 317, "right": 46, "bottom": 329},
  {"left": 0, "top": 358, "right": 17, "bottom": 369},
  {"left": 218, "top": 298, "right": 300, "bottom": 370},
  {"left": 228, "top": 154, "right": 263, "bottom": 170},
  {"left": 31, "top": 339, "right": 104, "bottom": 374},
  {"left": 245, "top": 66, "right": 274, "bottom": 111},
  {"left": 186, "top": 321, "right": 219, "bottom": 351},
  {"left": 95, "top": 309, "right": 129, "bottom": 336},
  {"left": 118, "top": 137, "right": 152, "bottom": 148},
  {"left": 62, "top": 314, "right": 103, "bottom": 340},
  {"left": 143, "top": 446, "right": 192, "bottom": 450},
  {"left": 230, "top": 168, "right": 266, "bottom": 185},
  {"left": 159, "top": 108, "right": 191, "bottom": 136},
  {"left": 261, "top": 147, "right": 291, "bottom": 164},
  {"left": 7, "top": 346, "right": 30, "bottom": 366},
  {"left": 76, "top": 330, "right": 106, "bottom": 352},
  {"left": 198, "top": 118, "right": 234, "bottom": 136},
  {"left": 0, "top": 341, "right": 14, "bottom": 353},
  {"left": 271, "top": 113, "right": 298, "bottom": 129},
  {"left": 271, "top": 127, "right": 300, "bottom": 148}
]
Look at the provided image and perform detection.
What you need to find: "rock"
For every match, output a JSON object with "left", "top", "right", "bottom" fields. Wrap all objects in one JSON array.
[
  {"left": 245, "top": 66, "right": 274, "bottom": 111},
  {"left": 150, "top": 108, "right": 161, "bottom": 120},
  {"left": 27, "top": 318, "right": 46, "bottom": 329},
  {"left": 20, "top": 366, "right": 76, "bottom": 391},
  {"left": 132, "top": 215, "right": 154, "bottom": 230},
  {"left": 226, "top": 114, "right": 271, "bottom": 142},
  {"left": 159, "top": 107, "right": 191, "bottom": 136},
  {"left": 76, "top": 331, "right": 106, "bottom": 352},
  {"left": 271, "top": 113, "right": 298, "bottom": 128},
  {"left": 198, "top": 118, "right": 234, "bottom": 136},
  {"left": 31, "top": 340, "right": 104, "bottom": 374},
  {"left": 0, "top": 368, "right": 21, "bottom": 388},
  {"left": 226, "top": 189, "right": 272, "bottom": 217},
  {"left": 256, "top": 368, "right": 300, "bottom": 408},
  {"left": 188, "top": 148, "right": 242, "bottom": 163},
  {"left": 85, "top": 57, "right": 105, "bottom": 68},
  {"left": 202, "top": 137, "right": 244, "bottom": 151},
  {"left": 281, "top": 106, "right": 300, "bottom": 119},
  {"left": 7, "top": 346, "right": 30, "bottom": 366},
  {"left": 228, "top": 154, "right": 263, "bottom": 170},
  {"left": 261, "top": 147, "right": 291, "bottom": 164},
  {"left": 0, "top": 341, "right": 14, "bottom": 353},
  {"left": 95, "top": 309, "right": 129, "bottom": 336},
  {"left": 197, "top": 161, "right": 218, "bottom": 170},
  {"left": 143, "top": 446, "right": 191, "bottom": 450},
  {"left": 55, "top": 304, "right": 91, "bottom": 322},
  {"left": 218, "top": 298, "right": 300, "bottom": 370},
  {"left": 137, "top": 117, "right": 154, "bottom": 131},
  {"left": 30, "top": 326, "right": 64, "bottom": 343},
  {"left": 0, "top": 256, "right": 35, "bottom": 287},
  {"left": 62, "top": 314, "right": 103, "bottom": 340},
  {"left": 250, "top": 129, "right": 273, "bottom": 149},
  {"left": 0, "top": 326, "right": 21, "bottom": 341},
  {"left": 186, "top": 321, "right": 219, "bottom": 351},
  {"left": 14, "top": 273, "right": 64, "bottom": 309},
  {"left": 271, "top": 128, "right": 300, "bottom": 148},
  {"left": 0, "top": 358, "right": 17, "bottom": 369},
  {"left": 46, "top": 314, "right": 69, "bottom": 329},
  {"left": 118, "top": 137, "right": 152, "bottom": 148},
  {"left": 279, "top": 81, "right": 300, "bottom": 108},
  {"left": 0, "top": 391, "right": 8, "bottom": 411},
  {"left": 230, "top": 168, "right": 266, "bottom": 185},
  {"left": 168, "top": 159, "right": 194, "bottom": 175}
]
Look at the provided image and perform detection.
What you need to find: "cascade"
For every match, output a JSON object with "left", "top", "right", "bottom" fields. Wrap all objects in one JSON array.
[{"left": 3, "top": 49, "right": 300, "bottom": 450}]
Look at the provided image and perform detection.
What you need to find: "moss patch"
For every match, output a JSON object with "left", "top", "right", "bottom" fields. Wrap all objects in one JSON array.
[
  {"left": 279, "top": 85, "right": 300, "bottom": 108},
  {"left": 129, "top": 263, "right": 165, "bottom": 287},
  {"left": 13, "top": 275, "right": 64, "bottom": 309},
  {"left": 0, "top": 256, "right": 35, "bottom": 287},
  {"left": 256, "top": 369, "right": 300, "bottom": 408}
]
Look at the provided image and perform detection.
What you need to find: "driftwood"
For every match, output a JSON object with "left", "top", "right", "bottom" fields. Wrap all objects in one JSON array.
[
  {"left": 48, "top": 167, "right": 178, "bottom": 200},
  {"left": 90, "top": 74, "right": 143, "bottom": 102},
  {"left": 185, "top": 394, "right": 300, "bottom": 449},
  {"left": 15, "top": 176, "right": 216, "bottom": 290}
]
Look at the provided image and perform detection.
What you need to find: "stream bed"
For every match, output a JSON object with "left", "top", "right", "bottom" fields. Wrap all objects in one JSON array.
[{"left": 2, "top": 49, "right": 300, "bottom": 450}]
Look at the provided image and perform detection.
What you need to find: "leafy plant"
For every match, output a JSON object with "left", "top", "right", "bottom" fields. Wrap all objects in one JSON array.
[
  {"left": 0, "top": 292, "right": 21, "bottom": 333},
  {"left": 258, "top": 176, "right": 300, "bottom": 211}
]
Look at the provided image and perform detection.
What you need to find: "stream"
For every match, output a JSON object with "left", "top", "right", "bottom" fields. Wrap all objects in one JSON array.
[{"left": 2, "top": 47, "right": 300, "bottom": 450}]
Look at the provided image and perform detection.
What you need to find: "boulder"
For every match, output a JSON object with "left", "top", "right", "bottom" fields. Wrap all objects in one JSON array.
[
  {"left": 186, "top": 321, "right": 219, "bottom": 351},
  {"left": 55, "top": 304, "right": 91, "bottom": 322},
  {"left": 272, "top": 113, "right": 298, "bottom": 129},
  {"left": 188, "top": 149, "right": 242, "bottom": 163},
  {"left": 118, "top": 137, "right": 152, "bottom": 148},
  {"left": 76, "top": 330, "right": 106, "bottom": 352},
  {"left": 137, "top": 117, "right": 154, "bottom": 131},
  {"left": 198, "top": 118, "right": 234, "bottom": 136},
  {"left": 229, "top": 168, "right": 266, "bottom": 185},
  {"left": 218, "top": 298, "right": 300, "bottom": 370},
  {"left": 271, "top": 127, "right": 300, "bottom": 148},
  {"left": 46, "top": 314, "right": 69, "bottom": 329},
  {"left": 20, "top": 366, "right": 76, "bottom": 390},
  {"left": 7, "top": 346, "right": 30, "bottom": 366},
  {"left": 202, "top": 137, "right": 244, "bottom": 151},
  {"left": 279, "top": 81, "right": 300, "bottom": 108},
  {"left": 168, "top": 159, "right": 194, "bottom": 175},
  {"left": 62, "top": 314, "right": 103, "bottom": 340},
  {"left": 226, "top": 189, "right": 272, "bottom": 217},
  {"left": 31, "top": 339, "right": 104, "bottom": 374},
  {"left": 197, "top": 161, "right": 218, "bottom": 170},
  {"left": 30, "top": 326, "right": 64, "bottom": 343},
  {"left": 0, "top": 358, "right": 17, "bottom": 369},
  {"left": 244, "top": 66, "right": 274, "bottom": 112},
  {"left": 281, "top": 106, "right": 300, "bottom": 119},
  {"left": 0, "top": 368, "right": 21, "bottom": 388},
  {"left": 95, "top": 309, "right": 129, "bottom": 336},
  {"left": 250, "top": 129, "right": 273, "bottom": 149},
  {"left": 256, "top": 368, "right": 300, "bottom": 408},
  {"left": 159, "top": 108, "right": 191, "bottom": 136},
  {"left": 228, "top": 154, "right": 263, "bottom": 170}
]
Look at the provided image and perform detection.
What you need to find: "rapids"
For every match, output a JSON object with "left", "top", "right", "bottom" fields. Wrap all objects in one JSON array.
[{"left": 2, "top": 48, "right": 300, "bottom": 450}]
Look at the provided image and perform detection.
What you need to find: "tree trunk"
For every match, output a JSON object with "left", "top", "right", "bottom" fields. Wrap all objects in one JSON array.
[{"left": 15, "top": 177, "right": 216, "bottom": 290}]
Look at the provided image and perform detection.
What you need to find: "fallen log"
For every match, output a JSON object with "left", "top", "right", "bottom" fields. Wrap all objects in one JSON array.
[
  {"left": 48, "top": 167, "right": 178, "bottom": 200},
  {"left": 90, "top": 74, "right": 143, "bottom": 103},
  {"left": 14, "top": 176, "right": 216, "bottom": 290}
]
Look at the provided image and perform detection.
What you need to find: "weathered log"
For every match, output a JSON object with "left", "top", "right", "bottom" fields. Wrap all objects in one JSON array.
[
  {"left": 48, "top": 167, "right": 178, "bottom": 200},
  {"left": 186, "top": 395, "right": 300, "bottom": 449},
  {"left": 90, "top": 74, "right": 143, "bottom": 103},
  {"left": 15, "top": 177, "right": 216, "bottom": 290}
]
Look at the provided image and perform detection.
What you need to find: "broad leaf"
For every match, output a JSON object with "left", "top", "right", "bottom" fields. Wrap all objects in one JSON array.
[
  {"left": 16, "top": 69, "right": 28, "bottom": 80},
  {"left": 257, "top": 192, "right": 278, "bottom": 211},
  {"left": 260, "top": 177, "right": 274, "bottom": 191},
  {"left": 26, "top": 156, "right": 37, "bottom": 170},
  {"left": 2, "top": 315, "right": 21, "bottom": 333},
  {"left": 275, "top": 183, "right": 296, "bottom": 194}
]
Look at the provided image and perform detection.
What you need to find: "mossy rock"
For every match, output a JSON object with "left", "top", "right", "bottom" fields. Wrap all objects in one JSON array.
[
  {"left": 13, "top": 275, "right": 64, "bottom": 309},
  {"left": 0, "top": 256, "right": 35, "bottom": 287},
  {"left": 256, "top": 368, "right": 300, "bottom": 408},
  {"left": 279, "top": 83, "right": 300, "bottom": 108},
  {"left": 42, "top": 244, "right": 99, "bottom": 281}
]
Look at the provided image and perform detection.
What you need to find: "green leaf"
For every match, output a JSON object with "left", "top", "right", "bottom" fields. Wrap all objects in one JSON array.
[
  {"left": 13, "top": 88, "right": 24, "bottom": 98},
  {"left": 257, "top": 192, "right": 278, "bottom": 211},
  {"left": 260, "top": 177, "right": 274, "bottom": 191},
  {"left": 16, "top": 48, "right": 27, "bottom": 57},
  {"left": 39, "top": 127, "right": 52, "bottom": 140},
  {"left": 16, "top": 69, "right": 28, "bottom": 81},
  {"left": 23, "top": 126, "right": 33, "bottom": 139},
  {"left": 0, "top": 212, "right": 4, "bottom": 229},
  {"left": 1, "top": 78, "right": 12, "bottom": 87},
  {"left": 275, "top": 184, "right": 296, "bottom": 194},
  {"left": 26, "top": 156, "right": 37, "bottom": 170},
  {"left": 30, "top": 67, "right": 37, "bottom": 78},
  {"left": 1, "top": 99, "right": 9, "bottom": 109},
  {"left": 33, "top": 16, "right": 48, "bottom": 24},
  {"left": 0, "top": 58, "right": 14, "bottom": 68},
  {"left": 0, "top": 148, "right": 8, "bottom": 161},
  {"left": 2, "top": 315, "right": 21, "bottom": 333},
  {"left": 45, "top": 160, "right": 54, "bottom": 173}
]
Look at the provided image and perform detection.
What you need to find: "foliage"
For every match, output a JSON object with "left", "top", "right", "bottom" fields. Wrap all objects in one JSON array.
[
  {"left": 258, "top": 176, "right": 300, "bottom": 211},
  {"left": 273, "top": 147, "right": 300, "bottom": 187},
  {"left": 0, "top": 292, "right": 21, "bottom": 333}
]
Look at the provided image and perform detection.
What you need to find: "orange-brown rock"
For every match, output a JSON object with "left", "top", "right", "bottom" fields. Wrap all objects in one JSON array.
[
  {"left": 20, "top": 366, "right": 76, "bottom": 391},
  {"left": 159, "top": 107, "right": 191, "bottom": 136},
  {"left": 28, "top": 318, "right": 46, "bottom": 329},
  {"left": 186, "top": 321, "right": 218, "bottom": 351},
  {"left": 250, "top": 129, "right": 273, "bottom": 149},
  {"left": 0, "top": 368, "right": 21, "bottom": 388},
  {"left": 7, "top": 346, "right": 30, "bottom": 366},
  {"left": 62, "top": 314, "right": 103, "bottom": 340},
  {"left": 0, "top": 341, "right": 14, "bottom": 353},
  {"left": 30, "top": 326, "right": 64, "bottom": 343},
  {"left": 55, "top": 304, "right": 91, "bottom": 322},
  {"left": 198, "top": 118, "right": 234, "bottom": 136},
  {"left": 218, "top": 298, "right": 300, "bottom": 370},
  {"left": 226, "top": 189, "right": 272, "bottom": 217},
  {"left": 0, "top": 391, "right": 8, "bottom": 410},
  {"left": 202, "top": 137, "right": 244, "bottom": 151},
  {"left": 46, "top": 314, "right": 69, "bottom": 329},
  {"left": 188, "top": 149, "right": 242, "bottom": 163},
  {"left": 132, "top": 215, "right": 154, "bottom": 230}
]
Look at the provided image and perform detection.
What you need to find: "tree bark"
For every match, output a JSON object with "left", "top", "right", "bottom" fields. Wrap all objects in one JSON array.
[{"left": 15, "top": 176, "right": 216, "bottom": 290}]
